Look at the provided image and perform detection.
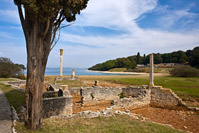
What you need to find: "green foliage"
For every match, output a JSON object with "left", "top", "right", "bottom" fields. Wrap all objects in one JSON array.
[
  {"left": 90, "top": 93, "right": 94, "bottom": 99},
  {"left": 0, "top": 57, "right": 25, "bottom": 78},
  {"left": 89, "top": 46, "right": 199, "bottom": 71},
  {"left": 119, "top": 92, "right": 124, "bottom": 98},
  {"left": 14, "top": 0, "right": 88, "bottom": 23},
  {"left": 116, "top": 58, "right": 131, "bottom": 68},
  {"left": 189, "top": 47, "right": 199, "bottom": 68},
  {"left": 170, "top": 65, "right": 199, "bottom": 77},
  {"left": 136, "top": 52, "right": 141, "bottom": 64}
]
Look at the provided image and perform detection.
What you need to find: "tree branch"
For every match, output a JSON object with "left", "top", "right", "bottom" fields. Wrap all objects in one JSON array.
[
  {"left": 17, "top": 4, "right": 28, "bottom": 39},
  {"left": 50, "top": 23, "right": 74, "bottom": 51}
]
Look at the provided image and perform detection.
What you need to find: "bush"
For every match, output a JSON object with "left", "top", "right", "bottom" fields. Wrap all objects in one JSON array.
[
  {"left": 0, "top": 57, "right": 25, "bottom": 78},
  {"left": 170, "top": 65, "right": 199, "bottom": 77}
]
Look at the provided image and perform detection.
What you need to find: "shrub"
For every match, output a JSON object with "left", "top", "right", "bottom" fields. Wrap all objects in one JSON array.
[
  {"left": 90, "top": 93, "right": 94, "bottom": 99},
  {"left": 119, "top": 92, "right": 124, "bottom": 98},
  {"left": 0, "top": 57, "right": 25, "bottom": 78},
  {"left": 170, "top": 65, "right": 199, "bottom": 77}
]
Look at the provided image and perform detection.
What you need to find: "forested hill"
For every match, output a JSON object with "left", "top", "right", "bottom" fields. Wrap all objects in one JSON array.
[{"left": 88, "top": 46, "right": 199, "bottom": 71}]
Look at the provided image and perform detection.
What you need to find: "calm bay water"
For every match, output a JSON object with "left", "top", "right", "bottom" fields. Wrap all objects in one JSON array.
[{"left": 43, "top": 68, "right": 124, "bottom": 76}]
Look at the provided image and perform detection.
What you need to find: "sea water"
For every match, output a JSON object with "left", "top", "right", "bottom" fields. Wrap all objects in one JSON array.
[{"left": 25, "top": 68, "right": 125, "bottom": 76}]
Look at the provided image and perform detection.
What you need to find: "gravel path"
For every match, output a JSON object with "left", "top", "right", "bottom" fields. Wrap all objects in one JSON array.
[{"left": 0, "top": 89, "right": 12, "bottom": 133}]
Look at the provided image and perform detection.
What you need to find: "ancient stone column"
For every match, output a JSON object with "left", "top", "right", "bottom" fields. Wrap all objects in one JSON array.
[
  {"left": 149, "top": 53, "right": 154, "bottom": 87},
  {"left": 72, "top": 69, "right": 75, "bottom": 79},
  {"left": 60, "top": 49, "right": 63, "bottom": 77},
  {"left": 94, "top": 80, "right": 99, "bottom": 86}
]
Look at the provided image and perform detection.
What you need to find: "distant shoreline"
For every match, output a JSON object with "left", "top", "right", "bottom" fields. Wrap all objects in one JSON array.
[{"left": 87, "top": 70, "right": 147, "bottom": 75}]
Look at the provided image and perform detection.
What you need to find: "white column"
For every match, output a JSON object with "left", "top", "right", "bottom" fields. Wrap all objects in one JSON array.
[
  {"left": 60, "top": 49, "right": 63, "bottom": 77},
  {"left": 72, "top": 69, "right": 75, "bottom": 78},
  {"left": 149, "top": 53, "right": 154, "bottom": 87}
]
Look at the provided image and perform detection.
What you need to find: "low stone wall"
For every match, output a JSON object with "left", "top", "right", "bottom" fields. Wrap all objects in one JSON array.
[
  {"left": 150, "top": 86, "right": 184, "bottom": 109},
  {"left": 43, "top": 96, "right": 72, "bottom": 118},
  {"left": 81, "top": 87, "right": 122, "bottom": 106},
  {"left": 69, "top": 87, "right": 82, "bottom": 96},
  {"left": 112, "top": 87, "right": 151, "bottom": 109},
  {"left": 43, "top": 91, "right": 58, "bottom": 98},
  {"left": 122, "top": 86, "right": 149, "bottom": 98}
]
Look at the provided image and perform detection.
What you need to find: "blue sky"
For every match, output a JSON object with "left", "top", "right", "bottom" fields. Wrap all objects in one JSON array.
[{"left": 0, "top": 0, "right": 199, "bottom": 68}]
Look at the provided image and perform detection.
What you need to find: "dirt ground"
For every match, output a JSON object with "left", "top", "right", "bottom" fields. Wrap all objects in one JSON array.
[
  {"left": 130, "top": 107, "right": 199, "bottom": 133},
  {"left": 72, "top": 94, "right": 111, "bottom": 114},
  {"left": 72, "top": 94, "right": 199, "bottom": 133}
]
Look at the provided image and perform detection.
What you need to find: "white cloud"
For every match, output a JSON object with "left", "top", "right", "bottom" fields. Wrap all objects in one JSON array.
[
  {"left": 75, "top": 0, "right": 157, "bottom": 31},
  {"left": 52, "top": 0, "right": 199, "bottom": 67},
  {"left": 1, "top": 0, "right": 199, "bottom": 68},
  {"left": 157, "top": 8, "right": 198, "bottom": 29}
]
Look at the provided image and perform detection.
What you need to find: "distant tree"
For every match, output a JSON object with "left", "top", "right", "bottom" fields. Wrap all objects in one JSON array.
[
  {"left": 142, "top": 54, "right": 147, "bottom": 65},
  {"left": 161, "top": 53, "right": 171, "bottom": 63},
  {"left": 116, "top": 58, "right": 131, "bottom": 68},
  {"left": 186, "top": 50, "right": 192, "bottom": 57},
  {"left": 0, "top": 57, "right": 24, "bottom": 78},
  {"left": 130, "top": 60, "right": 137, "bottom": 69},
  {"left": 14, "top": 0, "right": 89, "bottom": 130},
  {"left": 189, "top": 47, "right": 199, "bottom": 68},
  {"left": 136, "top": 52, "right": 141, "bottom": 64},
  {"left": 102, "top": 60, "right": 117, "bottom": 71},
  {"left": 154, "top": 53, "right": 162, "bottom": 64}
]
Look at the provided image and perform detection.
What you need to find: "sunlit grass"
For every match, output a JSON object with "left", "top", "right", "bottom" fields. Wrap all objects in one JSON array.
[{"left": 15, "top": 115, "right": 185, "bottom": 133}]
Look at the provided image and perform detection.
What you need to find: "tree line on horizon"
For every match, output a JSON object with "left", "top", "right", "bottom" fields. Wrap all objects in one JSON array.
[{"left": 88, "top": 46, "right": 199, "bottom": 71}]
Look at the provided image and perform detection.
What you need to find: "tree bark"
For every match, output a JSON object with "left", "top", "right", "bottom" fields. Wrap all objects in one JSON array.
[
  {"left": 16, "top": 4, "right": 58, "bottom": 130},
  {"left": 24, "top": 20, "right": 51, "bottom": 130}
]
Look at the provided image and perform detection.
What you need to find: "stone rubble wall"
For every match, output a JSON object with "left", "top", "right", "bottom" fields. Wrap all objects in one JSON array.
[
  {"left": 150, "top": 86, "right": 185, "bottom": 109},
  {"left": 43, "top": 91, "right": 59, "bottom": 98},
  {"left": 122, "top": 86, "right": 149, "bottom": 98},
  {"left": 112, "top": 87, "right": 151, "bottom": 109},
  {"left": 68, "top": 87, "right": 82, "bottom": 96},
  {"left": 43, "top": 96, "right": 72, "bottom": 118},
  {"left": 81, "top": 87, "right": 122, "bottom": 106}
]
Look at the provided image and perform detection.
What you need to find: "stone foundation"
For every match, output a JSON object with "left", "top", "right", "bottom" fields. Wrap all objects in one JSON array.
[
  {"left": 43, "top": 96, "right": 72, "bottom": 118},
  {"left": 81, "top": 87, "right": 122, "bottom": 106},
  {"left": 112, "top": 87, "right": 151, "bottom": 109},
  {"left": 150, "top": 86, "right": 185, "bottom": 109},
  {"left": 2, "top": 81, "right": 189, "bottom": 118}
]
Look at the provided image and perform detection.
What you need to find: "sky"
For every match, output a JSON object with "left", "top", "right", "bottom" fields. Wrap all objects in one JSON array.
[{"left": 0, "top": 0, "right": 199, "bottom": 68}]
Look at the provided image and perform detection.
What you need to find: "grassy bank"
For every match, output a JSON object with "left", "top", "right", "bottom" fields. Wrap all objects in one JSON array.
[
  {"left": 15, "top": 115, "right": 185, "bottom": 133},
  {"left": 0, "top": 78, "right": 25, "bottom": 112},
  {"left": 0, "top": 83, "right": 26, "bottom": 112},
  {"left": 108, "top": 67, "right": 172, "bottom": 73}
]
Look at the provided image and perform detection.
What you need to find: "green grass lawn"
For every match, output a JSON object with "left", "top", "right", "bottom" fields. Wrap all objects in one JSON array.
[
  {"left": 104, "top": 76, "right": 199, "bottom": 100},
  {"left": 108, "top": 68, "right": 127, "bottom": 72},
  {"left": 56, "top": 80, "right": 86, "bottom": 88},
  {"left": 0, "top": 80, "right": 25, "bottom": 112},
  {"left": 15, "top": 115, "right": 185, "bottom": 133}
]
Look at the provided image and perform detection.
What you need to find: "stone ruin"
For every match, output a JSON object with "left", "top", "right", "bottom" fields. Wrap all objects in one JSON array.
[
  {"left": 1, "top": 53, "right": 192, "bottom": 119},
  {"left": 3, "top": 80, "right": 189, "bottom": 119},
  {"left": 55, "top": 69, "right": 79, "bottom": 81}
]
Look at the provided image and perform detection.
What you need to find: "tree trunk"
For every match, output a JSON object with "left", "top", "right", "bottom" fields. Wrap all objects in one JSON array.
[{"left": 24, "top": 20, "right": 51, "bottom": 130}]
